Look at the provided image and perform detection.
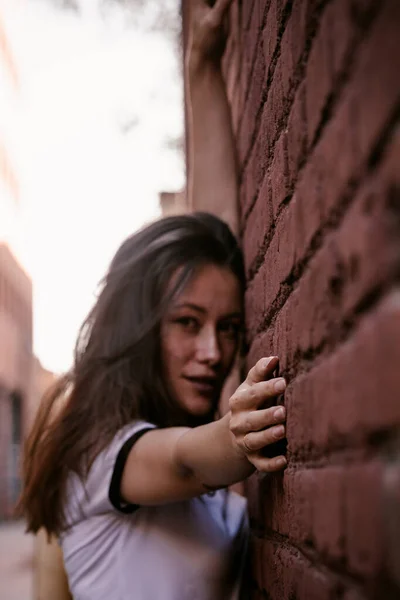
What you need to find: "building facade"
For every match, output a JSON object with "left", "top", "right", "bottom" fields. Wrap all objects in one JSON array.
[
  {"left": 0, "top": 244, "right": 33, "bottom": 518},
  {"left": 183, "top": 1, "right": 400, "bottom": 598},
  {"left": 159, "top": 190, "right": 187, "bottom": 216},
  {"left": 0, "top": 12, "right": 52, "bottom": 520}
]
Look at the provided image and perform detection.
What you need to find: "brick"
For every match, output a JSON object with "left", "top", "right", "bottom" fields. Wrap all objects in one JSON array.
[
  {"left": 258, "top": 173, "right": 389, "bottom": 348},
  {"left": 271, "top": 296, "right": 291, "bottom": 373},
  {"left": 256, "top": 0, "right": 269, "bottom": 29},
  {"left": 245, "top": 472, "right": 263, "bottom": 524},
  {"left": 293, "top": 158, "right": 324, "bottom": 262},
  {"left": 262, "top": 0, "right": 279, "bottom": 73},
  {"left": 306, "top": 0, "right": 356, "bottom": 144},
  {"left": 345, "top": 461, "right": 384, "bottom": 576},
  {"left": 283, "top": 290, "right": 400, "bottom": 454},
  {"left": 282, "top": 238, "right": 342, "bottom": 358},
  {"left": 267, "top": 474, "right": 289, "bottom": 535},
  {"left": 245, "top": 264, "right": 266, "bottom": 340},
  {"left": 248, "top": 534, "right": 266, "bottom": 589},
  {"left": 305, "top": 9, "right": 332, "bottom": 143},
  {"left": 240, "top": 127, "right": 268, "bottom": 217},
  {"left": 259, "top": 539, "right": 279, "bottom": 593},
  {"left": 286, "top": 81, "right": 307, "bottom": 188},
  {"left": 237, "top": 40, "right": 266, "bottom": 163},
  {"left": 242, "top": 172, "right": 272, "bottom": 276},
  {"left": 258, "top": 67, "right": 285, "bottom": 160},
  {"left": 256, "top": 197, "right": 297, "bottom": 315},
  {"left": 300, "top": 11, "right": 399, "bottom": 221},
  {"left": 242, "top": 0, "right": 308, "bottom": 176},
  {"left": 279, "top": 0, "right": 308, "bottom": 98},
  {"left": 379, "top": 118, "right": 400, "bottom": 186},
  {"left": 352, "top": 0, "right": 400, "bottom": 163},
  {"left": 327, "top": 0, "right": 356, "bottom": 77},
  {"left": 341, "top": 589, "right": 366, "bottom": 600},
  {"left": 260, "top": 541, "right": 298, "bottom": 599},
  {"left": 239, "top": 0, "right": 265, "bottom": 114},
  {"left": 246, "top": 328, "right": 274, "bottom": 374},
  {"left": 350, "top": 0, "right": 377, "bottom": 20},
  {"left": 335, "top": 170, "right": 400, "bottom": 317},
  {"left": 332, "top": 292, "right": 400, "bottom": 441},
  {"left": 276, "top": 546, "right": 307, "bottom": 600},
  {"left": 285, "top": 374, "right": 313, "bottom": 455},
  {"left": 297, "top": 568, "right": 336, "bottom": 600},
  {"left": 319, "top": 90, "right": 360, "bottom": 217},
  {"left": 383, "top": 462, "right": 400, "bottom": 588},
  {"left": 270, "top": 130, "right": 289, "bottom": 218},
  {"left": 312, "top": 467, "right": 344, "bottom": 560},
  {"left": 286, "top": 469, "right": 315, "bottom": 544},
  {"left": 269, "top": 167, "right": 400, "bottom": 378},
  {"left": 221, "top": 0, "right": 400, "bottom": 595}
]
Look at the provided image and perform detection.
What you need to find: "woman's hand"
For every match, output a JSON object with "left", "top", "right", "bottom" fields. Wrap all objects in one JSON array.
[
  {"left": 186, "top": 0, "right": 233, "bottom": 69},
  {"left": 229, "top": 357, "right": 287, "bottom": 472}
]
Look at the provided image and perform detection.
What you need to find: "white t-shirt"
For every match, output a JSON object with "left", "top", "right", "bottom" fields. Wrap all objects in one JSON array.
[{"left": 60, "top": 421, "right": 249, "bottom": 600}]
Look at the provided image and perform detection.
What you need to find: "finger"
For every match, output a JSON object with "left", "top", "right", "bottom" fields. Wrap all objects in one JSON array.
[
  {"left": 245, "top": 356, "right": 279, "bottom": 386},
  {"left": 243, "top": 424, "right": 285, "bottom": 452},
  {"left": 233, "top": 377, "right": 286, "bottom": 410},
  {"left": 211, "top": 0, "right": 234, "bottom": 24},
  {"left": 249, "top": 454, "right": 287, "bottom": 473},
  {"left": 232, "top": 405, "right": 286, "bottom": 435}
]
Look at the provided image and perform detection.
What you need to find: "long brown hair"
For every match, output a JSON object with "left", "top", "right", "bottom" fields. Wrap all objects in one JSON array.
[{"left": 18, "top": 212, "right": 245, "bottom": 536}]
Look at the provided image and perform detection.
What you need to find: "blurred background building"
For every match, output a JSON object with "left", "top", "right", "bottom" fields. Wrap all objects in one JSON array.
[
  {"left": 0, "top": 245, "right": 32, "bottom": 519},
  {"left": 159, "top": 189, "right": 187, "bottom": 216},
  {"left": 0, "top": 11, "right": 30, "bottom": 520},
  {"left": 0, "top": 10, "right": 53, "bottom": 521}
]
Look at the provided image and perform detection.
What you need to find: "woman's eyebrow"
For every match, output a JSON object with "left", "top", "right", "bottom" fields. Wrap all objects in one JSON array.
[
  {"left": 172, "top": 302, "right": 206, "bottom": 314},
  {"left": 172, "top": 304, "right": 243, "bottom": 319}
]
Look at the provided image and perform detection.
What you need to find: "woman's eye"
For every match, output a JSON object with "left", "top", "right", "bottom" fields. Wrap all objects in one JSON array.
[
  {"left": 175, "top": 317, "right": 199, "bottom": 331},
  {"left": 218, "top": 322, "right": 241, "bottom": 340}
]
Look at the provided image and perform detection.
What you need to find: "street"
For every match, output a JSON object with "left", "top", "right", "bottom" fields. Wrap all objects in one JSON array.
[{"left": 0, "top": 520, "right": 34, "bottom": 600}]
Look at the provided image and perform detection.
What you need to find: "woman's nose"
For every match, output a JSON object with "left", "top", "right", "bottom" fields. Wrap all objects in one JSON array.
[{"left": 196, "top": 326, "right": 221, "bottom": 365}]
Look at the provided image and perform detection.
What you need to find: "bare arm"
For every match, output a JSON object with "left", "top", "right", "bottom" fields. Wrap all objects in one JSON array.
[
  {"left": 35, "top": 531, "right": 72, "bottom": 600},
  {"left": 185, "top": 0, "right": 238, "bottom": 233},
  {"left": 121, "top": 357, "right": 287, "bottom": 506}
]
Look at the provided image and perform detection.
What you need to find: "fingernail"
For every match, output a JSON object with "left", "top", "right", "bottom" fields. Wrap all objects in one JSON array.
[
  {"left": 274, "top": 425, "right": 285, "bottom": 439},
  {"left": 262, "top": 357, "right": 274, "bottom": 369},
  {"left": 274, "top": 378, "right": 286, "bottom": 393},
  {"left": 274, "top": 407, "right": 285, "bottom": 420},
  {"left": 276, "top": 456, "right": 287, "bottom": 467}
]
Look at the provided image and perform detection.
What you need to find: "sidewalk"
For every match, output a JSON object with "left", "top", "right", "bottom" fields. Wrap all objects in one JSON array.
[{"left": 0, "top": 520, "right": 34, "bottom": 600}]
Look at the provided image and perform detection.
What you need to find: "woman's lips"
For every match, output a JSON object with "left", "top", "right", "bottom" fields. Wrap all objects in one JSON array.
[{"left": 183, "top": 376, "right": 218, "bottom": 395}]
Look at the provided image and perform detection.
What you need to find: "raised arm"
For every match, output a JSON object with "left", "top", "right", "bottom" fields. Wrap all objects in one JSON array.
[
  {"left": 185, "top": 0, "right": 238, "bottom": 233},
  {"left": 120, "top": 357, "right": 287, "bottom": 506}
]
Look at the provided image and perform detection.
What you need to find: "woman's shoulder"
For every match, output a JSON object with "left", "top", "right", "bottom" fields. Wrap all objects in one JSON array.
[
  {"left": 64, "top": 420, "right": 157, "bottom": 524},
  {"left": 100, "top": 420, "right": 157, "bottom": 464}
]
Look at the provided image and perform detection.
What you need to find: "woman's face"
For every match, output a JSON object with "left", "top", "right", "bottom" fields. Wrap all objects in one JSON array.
[{"left": 161, "top": 263, "right": 243, "bottom": 418}]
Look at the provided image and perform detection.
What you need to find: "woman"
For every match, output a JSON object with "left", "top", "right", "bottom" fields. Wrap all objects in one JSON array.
[
  {"left": 21, "top": 2, "right": 288, "bottom": 598},
  {"left": 19, "top": 211, "right": 287, "bottom": 599}
]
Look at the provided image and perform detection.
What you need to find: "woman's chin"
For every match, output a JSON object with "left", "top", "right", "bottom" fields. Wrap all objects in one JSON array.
[{"left": 181, "top": 391, "right": 218, "bottom": 417}]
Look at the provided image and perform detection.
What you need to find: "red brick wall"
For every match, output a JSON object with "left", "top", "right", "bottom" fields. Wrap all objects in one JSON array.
[{"left": 223, "top": 1, "right": 400, "bottom": 598}]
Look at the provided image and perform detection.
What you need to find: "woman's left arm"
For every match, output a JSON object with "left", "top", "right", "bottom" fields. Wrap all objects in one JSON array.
[
  {"left": 185, "top": 0, "right": 238, "bottom": 233},
  {"left": 35, "top": 531, "right": 72, "bottom": 600}
]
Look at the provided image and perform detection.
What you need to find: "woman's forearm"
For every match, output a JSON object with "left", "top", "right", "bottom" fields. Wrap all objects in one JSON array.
[
  {"left": 175, "top": 412, "right": 255, "bottom": 488},
  {"left": 121, "top": 359, "right": 286, "bottom": 506},
  {"left": 186, "top": 57, "right": 239, "bottom": 233}
]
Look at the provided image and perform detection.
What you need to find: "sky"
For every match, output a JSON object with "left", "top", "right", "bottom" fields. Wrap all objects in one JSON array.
[{"left": 0, "top": 0, "right": 184, "bottom": 374}]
